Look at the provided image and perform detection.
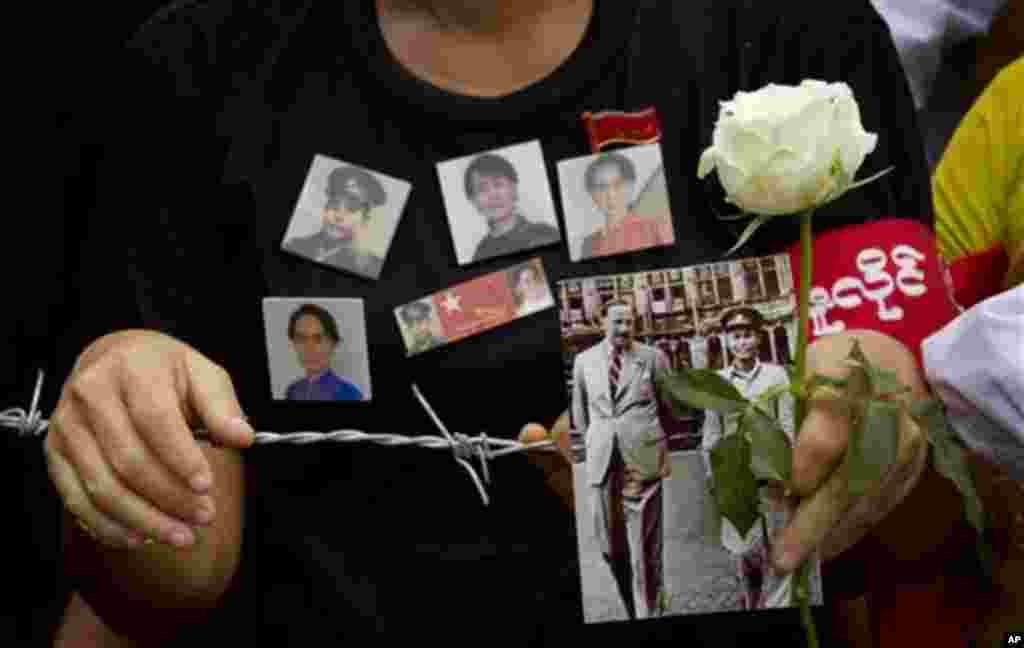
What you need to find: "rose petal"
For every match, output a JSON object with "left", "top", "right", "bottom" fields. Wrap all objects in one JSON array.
[
  {"left": 718, "top": 127, "right": 778, "bottom": 174},
  {"left": 698, "top": 147, "right": 717, "bottom": 178},
  {"left": 706, "top": 79, "right": 877, "bottom": 216},
  {"left": 716, "top": 156, "right": 750, "bottom": 200}
]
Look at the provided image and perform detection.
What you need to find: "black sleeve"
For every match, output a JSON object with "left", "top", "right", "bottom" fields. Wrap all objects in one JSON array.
[
  {"left": 30, "top": 2, "right": 265, "bottom": 643},
  {"left": 74, "top": 1, "right": 269, "bottom": 376}
]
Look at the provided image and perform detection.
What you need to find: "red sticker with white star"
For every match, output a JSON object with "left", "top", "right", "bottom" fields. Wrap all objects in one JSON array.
[{"left": 394, "top": 258, "right": 555, "bottom": 356}]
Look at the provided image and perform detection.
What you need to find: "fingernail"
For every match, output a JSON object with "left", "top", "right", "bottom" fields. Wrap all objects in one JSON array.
[
  {"left": 168, "top": 527, "right": 194, "bottom": 547},
  {"left": 191, "top": 473, "right": 212, "bottom": 493},
  {"left": 228, "top": 416, "right": 256, "bottom": 443}
]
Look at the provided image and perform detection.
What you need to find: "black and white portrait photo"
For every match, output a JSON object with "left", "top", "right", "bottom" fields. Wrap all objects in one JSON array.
[
  {"left": 557, "top": 254, "right": 823, "bottom": 624},
  {"left": 396, "top": 298, "right": 448, "bottom": 357},
  {"left": 437, "top": 140, "right": 562, "bottom": 265},
  {"left": 557, "top": 142, "right": 675, "bottom": 262},
  {"left": 282, "top": 155, "right": 412, "bottom": 280},
  {"left": 262, "top": 298, "right": 373, "bottom": 402}
]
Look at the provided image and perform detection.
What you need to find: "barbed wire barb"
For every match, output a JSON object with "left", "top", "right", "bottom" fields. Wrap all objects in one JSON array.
[{"left": 0, "top": 370, "right": 49, "bottom": 438}]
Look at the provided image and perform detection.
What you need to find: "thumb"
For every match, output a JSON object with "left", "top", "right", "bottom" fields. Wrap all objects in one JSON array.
[
  {"left": 181, "top": 350, "right": 255, "bottom": 449},
  {"left": 771, "top": 466, "right": 847, "bottom": 573}
]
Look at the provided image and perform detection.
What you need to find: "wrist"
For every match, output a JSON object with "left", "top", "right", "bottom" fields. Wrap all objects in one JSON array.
[
  {"left": 55, "top": 592, "right": 140, "bottom": 648},
  {"left": 867, "top": 453, "right": 974, "bottom": 582}
]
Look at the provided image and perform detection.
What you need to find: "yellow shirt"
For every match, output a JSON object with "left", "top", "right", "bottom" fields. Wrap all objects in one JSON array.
[{"left": 933, "top": 56, "right": 1024, "bottom": 292}]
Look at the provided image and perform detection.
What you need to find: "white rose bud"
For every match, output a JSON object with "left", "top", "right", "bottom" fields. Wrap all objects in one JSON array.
[{"left": 698, "top": 80, "right": 879, "bottom": 216}]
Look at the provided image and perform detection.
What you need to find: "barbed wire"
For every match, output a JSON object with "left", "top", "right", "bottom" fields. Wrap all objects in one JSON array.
[{"left": 2, "top": 371, "right": 557, "bottom": 506}]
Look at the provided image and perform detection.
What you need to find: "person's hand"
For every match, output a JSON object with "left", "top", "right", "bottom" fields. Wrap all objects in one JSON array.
[
  {"left": 44, "top": 329, "right": 255, "bottom": 550},
  {"left": 519, "top": 415, "right": 572, "bottom": 459},
  {"left": 519, "top": 414, "right": 575, "bottom": 512},
  {"left": 770, "top": 329, "right": 931, "bottom": 573}
]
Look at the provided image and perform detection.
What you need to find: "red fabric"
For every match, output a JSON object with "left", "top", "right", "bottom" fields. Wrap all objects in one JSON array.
[
  {"left": 587, "top": 213, "right": 674, "bottom": 258},
  {"left": 785, "top": 218, "right": 959, "bottom": 368},
  {"left": 948, "top": 242, "right": 1009, "bottom": 310},
  {"left": 581, "top": 107, "right": 662, "bottom": 153}
]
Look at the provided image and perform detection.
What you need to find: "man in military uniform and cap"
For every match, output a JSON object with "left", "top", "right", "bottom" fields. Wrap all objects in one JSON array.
[
  {"left": 700, "top": 306, "right": 805, "bottom": 610},
  {"left": 400, "top": 300, "right": 447, "bottom": 355},
  {"left": 284, "top": 165, "right": 389, "bottom": 279}
]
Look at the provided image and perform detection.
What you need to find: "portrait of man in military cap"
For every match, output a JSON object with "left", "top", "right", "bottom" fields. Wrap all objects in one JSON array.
[
  {"left": 398, "top": 299, "right": 447, "bottom": 356},
  {"left": 699, "top": 305, "right": 800, "bottom": 611},
  {"left": 283, "top": 155, "right": 412, "bottom": 280}
]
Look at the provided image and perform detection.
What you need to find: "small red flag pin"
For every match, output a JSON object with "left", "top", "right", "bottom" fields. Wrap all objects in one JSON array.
[{"left": 581, "top": 107, "right": 661, "bottom": 153}]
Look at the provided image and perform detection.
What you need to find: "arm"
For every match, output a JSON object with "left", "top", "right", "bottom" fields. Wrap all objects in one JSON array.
[
  {"left": 922, "top": 285, "right": 1024, "bottom": 481},
  {"left": 47, "top": 331, "right": 252, "bottom": 645},
  {"left": 50, "top": 5, "right": 262, "bottom": 639},
  {"left": 58, "top": 442, "right": 245, "bottom": 645},
  {"left": 933, "top": 59, "right": 1023, "bottom": 302},
  {"left": 54, "top": 592, "right": 139, "bottom": 648},
  {"left": 516, "top": 358, "right": 590, "bottom": 513}
]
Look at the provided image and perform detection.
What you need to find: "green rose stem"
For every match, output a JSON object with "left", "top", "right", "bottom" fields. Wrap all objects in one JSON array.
[
  {"left": 793, "top": 208, "right": 818, "bottom": 648},
  {"left": 794, "top": 211, "right": 812, "bottom": 423}
]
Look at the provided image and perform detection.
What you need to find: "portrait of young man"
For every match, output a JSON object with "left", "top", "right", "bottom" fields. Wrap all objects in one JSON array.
[
  {"left": 438, "top": 141, "right": 562, "bottom": 264},
  {"left": 398, "top": 299, "right": 447, "bottom": 356},
  {"left": 699, "top": 306, "right": 813, "bottom": 610},
  {"left": 571, "top": 298, "right": 673, "bottom": 620},
  {"left": 283, "top": 160, "right": 410, "bottom": 280}
]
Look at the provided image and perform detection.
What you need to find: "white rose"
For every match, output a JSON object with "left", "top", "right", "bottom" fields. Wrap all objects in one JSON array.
[{"left": 698, "top": 80, "right": 880, "bottom": 216}]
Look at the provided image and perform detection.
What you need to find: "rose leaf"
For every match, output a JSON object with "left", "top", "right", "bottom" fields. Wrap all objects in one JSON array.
[
  {"left": 725, "top": 213, "right": 774, "bottom": 257},
  {"left": 656, "top": 368, "right": 748, "bottom": 415},
  {"left": 710, "top": 433, "right": 760, "bottom": 538},
  {"left": 845, "top": 400, "right": 899, "bottom": 500},
  {"left": 743, "top": 405, "right": 792, "bottom": 483}
]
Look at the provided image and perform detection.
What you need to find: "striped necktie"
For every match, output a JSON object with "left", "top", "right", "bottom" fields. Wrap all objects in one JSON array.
[{"left": 609, "top": 347, "right": 624, "bottom": 400}]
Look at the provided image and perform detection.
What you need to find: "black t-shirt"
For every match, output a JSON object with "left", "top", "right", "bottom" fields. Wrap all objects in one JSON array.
[{"left": 53, "top": 0, "right": 931, "bottom": 645}]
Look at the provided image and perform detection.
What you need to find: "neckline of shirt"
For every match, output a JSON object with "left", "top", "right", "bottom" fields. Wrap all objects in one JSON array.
[{"left": 338, "top": 0, "right": 636, "bottom": 125}]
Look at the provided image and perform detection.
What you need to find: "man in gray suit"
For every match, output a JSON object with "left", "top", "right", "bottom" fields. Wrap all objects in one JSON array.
[{"left": 572, "top": 298, "right": 672, "bottom": 620}]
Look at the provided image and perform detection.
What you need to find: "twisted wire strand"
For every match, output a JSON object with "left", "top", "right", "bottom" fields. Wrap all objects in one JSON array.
[{"left": 2, "top": 372, "right": 557, "bottom": 506}]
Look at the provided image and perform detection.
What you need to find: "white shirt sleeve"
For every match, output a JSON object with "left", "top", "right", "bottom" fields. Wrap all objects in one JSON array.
[
  {"left": 922, "top": 285, "right": 1024, "bottom": 481},
  {"left": 869, "top": 0, "right": 1008, "bottom": 108}
]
